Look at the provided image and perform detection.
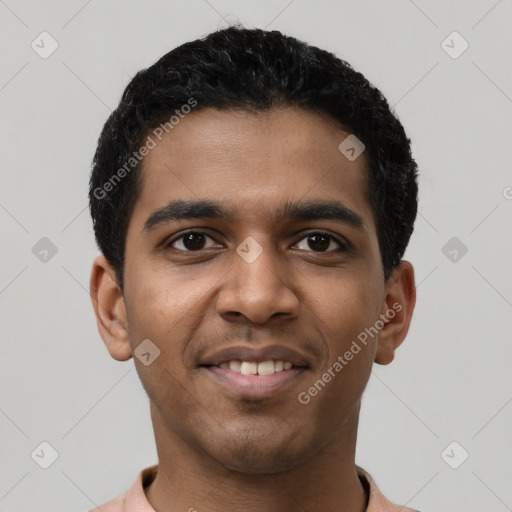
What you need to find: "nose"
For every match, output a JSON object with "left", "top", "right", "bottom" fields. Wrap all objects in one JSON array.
[{"left": 216, "top": 241, "right": 300, "bottom": 325}]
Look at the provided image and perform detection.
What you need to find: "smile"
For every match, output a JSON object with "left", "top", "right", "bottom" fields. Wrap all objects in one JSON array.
[
  {"left": 215, "top": 359, "right": 294, "bottom": 375},
  {"left": 201, "top": 362, "right": 308, "bottom": 399}
]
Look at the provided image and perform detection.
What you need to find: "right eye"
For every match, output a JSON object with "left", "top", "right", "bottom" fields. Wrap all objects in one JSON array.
[{"left": 164, "top": 231, "right": 219, "bottom": 252}]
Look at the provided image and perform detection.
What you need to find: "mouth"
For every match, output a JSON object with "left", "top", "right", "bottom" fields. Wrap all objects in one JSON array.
[
  {"left": 200, "top": 364, "right": 308, "bottom": 399},
  {"left": 198, "top": 349, "right": 310, "bottom": 399}
]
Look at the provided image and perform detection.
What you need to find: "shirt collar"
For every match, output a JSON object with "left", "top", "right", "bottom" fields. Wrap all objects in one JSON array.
[{"left": 116, "top": 464, "right": 419, "bottom": 512}]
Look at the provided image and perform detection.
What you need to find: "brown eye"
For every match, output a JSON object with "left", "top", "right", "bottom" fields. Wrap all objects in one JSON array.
[
  {"left": 307, "top": 234, "right": 330, "bottom": 251},
  {"left": 294, "top": 232, "right": 347, "bottom": 253},
  {"left": 166, "top": 232, "right": 216, "bottom": 251}
]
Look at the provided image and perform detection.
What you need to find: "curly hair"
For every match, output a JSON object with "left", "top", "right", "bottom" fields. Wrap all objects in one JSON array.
[{"left": 89, "top": 25, "right": 418, "bottom": 293}]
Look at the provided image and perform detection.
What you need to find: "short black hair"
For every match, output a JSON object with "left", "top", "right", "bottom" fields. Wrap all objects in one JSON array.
[{"left": 89, "top": 25, "right": 418, "bottom": 293}]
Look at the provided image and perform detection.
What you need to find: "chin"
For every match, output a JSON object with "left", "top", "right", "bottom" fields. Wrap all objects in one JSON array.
[
  {"left": 205, "top": 427, "right": 315, "bottom": 475},
  {"left": 216, "top": 450, "right": 303, "bottom": 474}
]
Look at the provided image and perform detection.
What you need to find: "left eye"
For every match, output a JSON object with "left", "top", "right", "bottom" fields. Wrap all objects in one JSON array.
[{"left": 293, "top": 232, "right": 346, "bottom": 252}]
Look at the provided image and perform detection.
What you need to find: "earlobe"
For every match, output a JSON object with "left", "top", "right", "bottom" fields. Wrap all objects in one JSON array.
[
  {"left": 89, "top": 254, "right": 133, "bottom": 362},
  {"left": 374, "top": 260, "right": 416, "bottom": 365}
]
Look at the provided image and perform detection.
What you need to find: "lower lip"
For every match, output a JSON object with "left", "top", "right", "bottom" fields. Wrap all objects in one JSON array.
[{"left": 202, "top": 366, "right": 307, "bottom": 399}]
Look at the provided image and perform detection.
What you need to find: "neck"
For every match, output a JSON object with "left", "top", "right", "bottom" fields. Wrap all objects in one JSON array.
[{"left": 144, "top": 402, "right": 368, "bottom": 512}]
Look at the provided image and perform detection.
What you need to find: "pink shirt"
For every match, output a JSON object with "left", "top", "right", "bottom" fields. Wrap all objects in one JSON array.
[{"left": 92, "top": 464, "right": 420, "bottom": 512}]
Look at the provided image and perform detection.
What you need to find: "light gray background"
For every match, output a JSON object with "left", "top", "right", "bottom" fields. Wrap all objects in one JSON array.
[{"left": 1, "top": 1, "right": 511, "bottom": 511}]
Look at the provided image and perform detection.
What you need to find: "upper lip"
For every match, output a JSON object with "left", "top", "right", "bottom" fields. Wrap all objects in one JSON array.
[{"left": 198, "top": 345, "right": 311, "bottom": 367}]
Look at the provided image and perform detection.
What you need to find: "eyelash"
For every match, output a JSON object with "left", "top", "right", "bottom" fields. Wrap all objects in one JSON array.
[{"left": 163, "top": 230, "right": 350, "bottom": 254}]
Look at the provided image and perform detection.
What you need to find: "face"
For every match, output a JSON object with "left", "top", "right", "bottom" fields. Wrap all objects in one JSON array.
[{"left": 91, "top": 107, "right": 415, "bottom": 474}]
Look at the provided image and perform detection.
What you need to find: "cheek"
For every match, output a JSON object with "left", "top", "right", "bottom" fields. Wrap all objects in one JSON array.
[
  {"left": 311, "top": 272, "right": 381, "bottom": 356},
  {"left": 123, "top": 262, "right": 218, "bottom": 387},
  {"left": 123, "top": 272, "right": 200, "bottom": 412},
  {"left": 125, "top": 258, "right": 205, "bottom": 337},
  {"left": 299, "top": 280, "right": 378, "bottom": 428}
]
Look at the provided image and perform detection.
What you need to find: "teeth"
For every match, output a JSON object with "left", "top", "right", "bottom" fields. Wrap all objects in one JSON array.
[
  {"left": 240, "top": 361, "right": 258, "bottom": 375},
  {"left": 228, "top": 360, "right": 242, "bottom": 372},
  {"left": 217, "top": 359, "right": 295, "bottom": 375},
  {"left": 257, "top": 360, "right": 274, "bottom": 375}
]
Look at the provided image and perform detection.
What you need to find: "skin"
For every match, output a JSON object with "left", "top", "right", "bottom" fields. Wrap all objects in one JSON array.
[{"left": 90, "top": 107, "right": 416, "bottom": 512}]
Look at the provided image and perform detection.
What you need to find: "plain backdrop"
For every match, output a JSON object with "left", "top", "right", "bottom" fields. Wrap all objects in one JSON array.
[{"left": 1, "top": 1, "right": 511, "bottom": 511}]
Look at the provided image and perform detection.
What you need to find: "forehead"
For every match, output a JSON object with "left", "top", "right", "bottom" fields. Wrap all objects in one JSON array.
[{"left": 130, "top": 107, "right": 376, "bottom": 235}]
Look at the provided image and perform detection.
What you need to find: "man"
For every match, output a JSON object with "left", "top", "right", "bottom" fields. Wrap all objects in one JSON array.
[{"left": 88, "top": 26, "right": 419, "bottom": 512}]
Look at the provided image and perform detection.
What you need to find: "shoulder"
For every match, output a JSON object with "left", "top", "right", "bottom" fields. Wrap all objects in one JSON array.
[{"left": 87, "top": 464, "right": 158, "bottom": 512}]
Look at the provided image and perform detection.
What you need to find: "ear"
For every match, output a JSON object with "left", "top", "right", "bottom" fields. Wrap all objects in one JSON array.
[
  {"left": 89, "top": 254, "right": 132, "bottom": 361},
  {"left": 374, "top": 260, "right": 416, "bottom": 365}
]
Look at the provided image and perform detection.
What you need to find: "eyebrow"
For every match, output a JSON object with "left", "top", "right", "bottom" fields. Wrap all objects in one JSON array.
[{"left": 141, "top": 198, "right": 365, "bottom": 234}]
